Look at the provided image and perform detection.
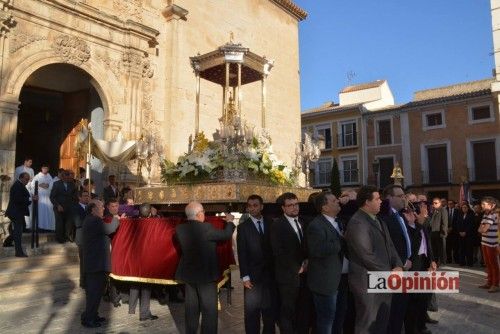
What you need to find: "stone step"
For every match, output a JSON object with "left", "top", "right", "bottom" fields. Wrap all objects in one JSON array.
[
  {"left": 0, "top": 251, "right": 79, "bottom": 271},
  {"left": 20, "top": 232, "right": 57, "bottom": 244},
  {"left": 0, "top": 263, "right": 80, "bottom": 287},
  {"left": 0, "top": 241, "right": 78, "bottom": 257}
]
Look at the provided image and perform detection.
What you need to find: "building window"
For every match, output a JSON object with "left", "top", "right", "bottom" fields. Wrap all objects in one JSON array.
[
  {"left": 422, "top": 110, "right": 445, "bottom": 130},
  {"left": 376, "top": 119, "right": 392, "bottom": 145},
  {"left": 472, "top": 140, "right": 497, "bottom": 181},
  {"left": 468, "top": 104, "right": 494, "bottom": 124},
  {"left": 339, "top": 121, "right": 357, "bottom": 147},
  {"left": 315, "top": 124, "right": 332, "bottom": 150},
  {"left": 315, "top": 158, "right": 332, "bottom": 186},
  {"left": 423, "top": 145, "right": 450, "bottom": 183},
  {"left": 340, "top": 156, "right": 358, "bottom": 184}
]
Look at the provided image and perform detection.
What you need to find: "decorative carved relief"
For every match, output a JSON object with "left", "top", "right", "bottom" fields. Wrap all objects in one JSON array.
[
  {"left": 95, "top": 51, "right": 121, "bottom": 79},
  {"left": 113, "top": 0, "right": 142, "bottom": 23},
  {"left": 53, "top": 35, "right": 91, "bottom": 65},
  {"left": 9, "top": 32, "right": 47, "bottom": 53},
  {"left": 122, "top": 52, "right": 154, "bottom": 78},
  {"left": 0, "top": 1, "right": 16, "bottom": 36}
]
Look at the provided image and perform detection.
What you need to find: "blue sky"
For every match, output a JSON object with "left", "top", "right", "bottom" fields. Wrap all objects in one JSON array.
[{"left": 294, "top": 0, "right": 494, "bottom": 110}]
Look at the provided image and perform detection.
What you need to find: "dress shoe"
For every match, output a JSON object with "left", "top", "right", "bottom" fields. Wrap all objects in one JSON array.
[
  {"left": 15, "top": 253, "right": 28, "bottom": 258},
  {"left": 81, "top": 320, "right": 101, "bottom": 328},
  {"left": 488, "top": 286, "right": 499, "bottom": 293},
  {"left": 478, "top": 284, "right": 491, "bottom": 289},
  {"left": 418, "top": 328, "right": 432, "bottom": 334},
  {"left": 96, "top": 316, "right": 106, "bottom": 322},
  {"left": 140, "top": 314, "right": 159, "bottom": 321}
]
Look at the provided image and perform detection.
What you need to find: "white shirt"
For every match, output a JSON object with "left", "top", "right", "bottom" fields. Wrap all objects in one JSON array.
[
  {"left": 284, "top": 214, "right": 302, "bottom": 241},
  {"left": 249, "top": 215, "right": 264, "bottom": 234}
]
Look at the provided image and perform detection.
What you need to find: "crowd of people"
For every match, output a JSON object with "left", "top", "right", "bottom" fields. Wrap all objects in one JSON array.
[{"left": 2, "top": 157, "right": 499, "bottom": 333}]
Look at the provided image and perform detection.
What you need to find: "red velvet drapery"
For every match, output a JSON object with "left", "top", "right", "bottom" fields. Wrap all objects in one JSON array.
[{"left": 107, "top": 216, "right": 235, "bottom": 284}]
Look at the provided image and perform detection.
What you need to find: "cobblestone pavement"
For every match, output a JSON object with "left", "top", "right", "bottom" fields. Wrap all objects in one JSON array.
[{"left": 0, "top": 265, "right": 498, "bottom": 334}]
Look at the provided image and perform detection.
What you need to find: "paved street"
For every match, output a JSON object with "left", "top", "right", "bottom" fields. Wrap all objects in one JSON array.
[{"left": 0, "top": 264, "right": 498, "bottom": 334}]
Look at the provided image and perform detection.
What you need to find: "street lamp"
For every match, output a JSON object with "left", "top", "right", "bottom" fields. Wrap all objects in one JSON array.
[
  {"left": 296, "top": 132, "right": 322, "bottom": 188},
  {"left": 372, "top": 158, "right": 380, "bottom": 189}
]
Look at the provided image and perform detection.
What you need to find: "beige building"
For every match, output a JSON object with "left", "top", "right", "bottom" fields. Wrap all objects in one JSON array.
[
  {"left": 0, "top": 0, "right": 307, "bottom": 205},
  {"left": 403, "top": 78, "right": 500, "bottom": 200},
  {"left": 301, "top": 80, "right": 396, "bottom": 189}
]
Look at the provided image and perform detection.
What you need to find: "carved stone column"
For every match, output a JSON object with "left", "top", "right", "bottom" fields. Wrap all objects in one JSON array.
[{"left": 0, "top": 94, "right": 18, "bottom": 209}]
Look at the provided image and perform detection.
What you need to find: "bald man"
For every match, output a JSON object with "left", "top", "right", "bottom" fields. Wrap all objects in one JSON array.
[{"left": 175, "top": 201, "right": 235, "bottom": 334}]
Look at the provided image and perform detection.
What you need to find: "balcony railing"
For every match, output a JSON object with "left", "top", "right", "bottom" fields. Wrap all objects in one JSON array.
[
  {"left": 468, "top": 167, "right": 500, "bottom": 182},
  {"left": 337, "top": 132, "right": 358, "bottom": 148},
  {"left": 421, "top": 169, "right": 453, "bottom": 184}
]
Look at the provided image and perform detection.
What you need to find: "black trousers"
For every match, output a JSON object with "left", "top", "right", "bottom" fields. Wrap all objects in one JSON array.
[
  {"left": 446, "top": 233, "right": 459, "bottom": 264},
  {"left": 277, "top": 283, "right": 314, "bottom": 334},
  {"left": 11, "top": 216, "right": 25, "bottom": 255},
  {"left": 334, "top": 274, "right": 351, "bottom": 334},
  {"left": 405, "top": 255, "right": 431, "bottom": 334},
  {"left": 458, "top": 236, "right": 474, "bottom": 266},
  {"left": 243, "top": 281, "right": 278, "bottom": 334},
  {"left": 430, "top": 232, "right": 444, "bottom": 264},
  {"left": 185, "top": 282, "right": 218, "bottom": 334},
  {"left": 129, "top": 284, "right": 152, "bottom": 318},
  {"left": 54, "top": 209, "right": 72, "bottom": 243},
  {"left": 83, "top": 271, "right": 106, "bottom": 323},
  {"left": 387, "top": 292, "right": 409, "bottom": 334}
]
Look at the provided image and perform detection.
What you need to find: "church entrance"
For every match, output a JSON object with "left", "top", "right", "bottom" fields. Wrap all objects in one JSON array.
[{"left": 15, "top": 63, "right": 104, "bottom": 177}]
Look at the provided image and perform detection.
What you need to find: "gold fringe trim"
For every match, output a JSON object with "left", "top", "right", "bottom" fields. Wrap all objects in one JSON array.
[
  {"left": 109, "top": 273, "right": 180, "bottom": 285},
  {"left": 110, "top": 266, "right": 236, "bottom": 287}
]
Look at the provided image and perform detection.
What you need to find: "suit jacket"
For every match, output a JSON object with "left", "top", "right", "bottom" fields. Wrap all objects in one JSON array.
[
  {"left": 457, "top": 212, "right": 475, "bottom": 237},
  {"left": 406, "top": 222, "right": 434, "bottom": 271},
  {"left": 50, "top": 180, "right": 77, "bottom": 210},
  {"left": 429, "top": 207, "right": 448, "bottom": 236},
  {"left": 236, "top": 217, "right": 274, "bottom": 284},
  {"left": 447, "top": 207, "right": 459, "bottom": 236},
  {"left": 72, "top": 202, "right": 87, "bottom": 245},
  {"left": 306, "top": 214, "right": 343, "bottom": 295},
  {"left": 345, "top": 209, "right": 402, "bottom": 294},
  {"left": 82, "top": 214, "right": 119, "bottom": 273},
  {"left": 270, "top": 215, "right": 307, "bottom": 287},
  {"left": 378, "top": 210, "right": 410, "bottom": 264},
  {"left": 175, "top": 220, "right": 235, "bottom": 284},
  {"left": 102, "top": 185, "right": 119, "bottom": 203},
  {"left": 5, "top": 180, "right": 31, "bottom": 220}
]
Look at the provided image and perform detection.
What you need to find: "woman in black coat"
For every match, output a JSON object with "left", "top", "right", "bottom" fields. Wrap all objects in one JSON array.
[{"left": 456, "top": 203, "right": 475, "bottom": 266}]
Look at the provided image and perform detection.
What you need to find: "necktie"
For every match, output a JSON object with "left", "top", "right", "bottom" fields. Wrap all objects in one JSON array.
[
  {"left": 64, "top": 182, "right": 68, "bottom": 191},
  {"left": 396, "top": 213, "right": 412, "bottom": 259},
  {"left": 294, "top": 218, "right": 303, "bottom": 243},
  {"left": 256, "top": 220, "right": 264, "bottom": 235}
]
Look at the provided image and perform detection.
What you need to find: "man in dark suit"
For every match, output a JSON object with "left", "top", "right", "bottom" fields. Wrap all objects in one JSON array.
[
  {"left": 102, "top": 174, "right": 119, "bottom": 204},
  {"left": 5, "top": 172, "right": 36, "bottom": 257},
  {"left": 429, "top": 198, "right": 448, "bottom": 265},
  {"left": 307, "top": 191, "right": 344, "bottom": 334},
  {"left": 72, "top": 190, "right": 90, "bottom": 288},
  {"left": 445, "top": 200, "right": 459, "bottom": 264},
  {"left": 270, "top": 192, "right": 312, "bottom": 334},
  {"left": 237, "top": 194, "right": 277, "bottom": 334},
  {"left": 344, "top": 185, "right": 403, "bottom": 334},
  {"left": 50, "top": 170, "right": 78, "bottom": 243},
  {"left": 81, "top": 199, "right": 120, "bottom": 328},
  {"left": 379, "top": 185, "right": 413, "bottom": 334},
  {"left": 403, "top": 202, "right": 436, "bottom": 334},
  {"left": 175, "top": 201, "right": 235, "bottom": 334}
]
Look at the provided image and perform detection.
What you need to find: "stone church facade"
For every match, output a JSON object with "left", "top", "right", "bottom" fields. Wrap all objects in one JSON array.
[{"left": 0, "top": 0, "right": 306, "bottom": 203}]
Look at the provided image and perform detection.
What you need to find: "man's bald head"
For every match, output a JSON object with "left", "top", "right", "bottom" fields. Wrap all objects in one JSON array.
[{"left": 185, "top": 201, "right": 205, "bottom": 221}]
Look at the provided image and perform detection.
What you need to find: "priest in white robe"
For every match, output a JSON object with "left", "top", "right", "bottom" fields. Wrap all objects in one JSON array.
[{"left": 29, "top": 165, "right": 56, "bottom": 231}]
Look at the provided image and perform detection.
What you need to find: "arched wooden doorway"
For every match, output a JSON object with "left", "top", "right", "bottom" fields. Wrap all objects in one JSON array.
[{"left": 15, "top": 63, "right": 104, "bottom": 176}]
